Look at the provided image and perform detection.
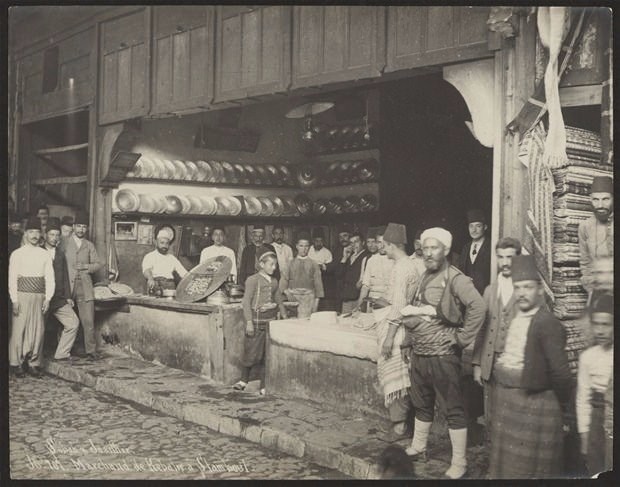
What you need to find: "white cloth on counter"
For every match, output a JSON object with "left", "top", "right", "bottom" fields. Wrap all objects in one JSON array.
[
  {"left": 269, "top": 318, "right": 378, "bottom": 361},
  {"left": 199, "top": 244, "right": 237, "bottom": 281},
  {"left": 142, "top": 250, "right": 188, "bottom": 280}
]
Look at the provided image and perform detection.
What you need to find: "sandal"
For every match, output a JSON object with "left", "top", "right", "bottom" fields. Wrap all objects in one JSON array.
[{"left": 232, "top": 381, "right": 247, "bottom": 391}]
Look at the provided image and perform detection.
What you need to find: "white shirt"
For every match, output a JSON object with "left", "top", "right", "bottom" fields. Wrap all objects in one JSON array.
[
  {"left": 46, "top": 246, "right": 56, "bottom": 260},
  {"left": 470, "top": 237, "right": 485, "bottom": 264},
  {"left": 73, "top": 234, "right": 83, "bottom": 250},
  {"left": 362, "top": 253, "right": 394, "bottom": 299},
  {"left": 142, "top": 250, "right": 188, "bottom": 280},
  {"left": 577, "top": 345, "right": 613, "bottom": 434},
  {"left": 309, "top": 246, "right": 333, "bottom": 266},
  {"left": 496, "top": 274, "right": 514, "bottom": 306},
  {"left": 199, "top": 245, "right": 237, "bottom": 282},
  {"left": 495, "top": 306, "right": 540, "bottom": 370},
  {"left": 9, "top": 244, "right": 55, "bottom": 302},
  {"left": 271, "top": 242, "right": 294, "bottom": 278}
]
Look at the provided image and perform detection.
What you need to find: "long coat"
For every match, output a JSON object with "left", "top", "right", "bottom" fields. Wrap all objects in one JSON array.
[
  {"left": 457, "top": 238, "right": 491, "bottom": 295},
  {"left": 471, "top": 279, "right": 518, "bottom": 382},
  {"left": 48, "top": 247, "right": 73, "bottom": 312},
  {"left": 61, "top": 236, "right": 103, "bottom": 302}
]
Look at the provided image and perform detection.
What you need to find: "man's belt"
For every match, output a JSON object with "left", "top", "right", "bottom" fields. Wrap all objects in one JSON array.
[
  {"left": 17, "top": 276, "right": 45, "bottom": 294},
  {"left": 364, "top": 297, "right": 391, "bottom": 309}
]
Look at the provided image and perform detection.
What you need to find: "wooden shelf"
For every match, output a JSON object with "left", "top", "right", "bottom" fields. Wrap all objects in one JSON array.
[
  {"left": 34, "top": 142, "right": 89, "bottom": 157},
  {"left": 125, "top": 177, "right": 297, "bottom": 190},
  {"left": 112, "top": 211, "right": 379, "bottom": 224},
  {"left": 33, "top": 175, "right": 88, "bottom": 186}
]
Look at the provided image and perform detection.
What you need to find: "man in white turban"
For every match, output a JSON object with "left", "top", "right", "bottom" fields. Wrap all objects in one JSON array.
[
  {"left": 142, "top": 225, "right": 188, "bottom": 293},
  {"left": 400, "top": 227, "right": 486, "bottom": 479}
]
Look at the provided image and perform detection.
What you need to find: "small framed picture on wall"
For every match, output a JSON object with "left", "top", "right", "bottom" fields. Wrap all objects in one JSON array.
[
  {"left": 114, "top": 221, "right": 138, "bottom": 241},
  {"left": 137, "top": 223, "right": 154, "bottom": 245}
]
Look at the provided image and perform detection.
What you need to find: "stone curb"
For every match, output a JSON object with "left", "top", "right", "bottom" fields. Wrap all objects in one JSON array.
[{"left": 42, "top": 361, "right": 371, "bottom": 479}]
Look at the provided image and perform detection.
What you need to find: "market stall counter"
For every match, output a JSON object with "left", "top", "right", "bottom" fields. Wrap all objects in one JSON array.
[
  {"left": 266, "top": 315, "right": 387, "bottom": 418},
  {"left": 95, "top": 294, "right": 246, "bottom": 384}
]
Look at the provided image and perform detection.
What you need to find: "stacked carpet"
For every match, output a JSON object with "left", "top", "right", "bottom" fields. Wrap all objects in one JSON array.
[{"left": 550, "top": 127, "right": 611, "bottom": 375}]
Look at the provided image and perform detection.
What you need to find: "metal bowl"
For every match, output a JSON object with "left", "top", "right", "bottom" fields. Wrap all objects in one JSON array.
[
  {"left": 187, "top": 196, "right": 203, "bottom": 214},
  {"left": 165, "top": 195, "right": 183, "bottom": 214},
  {"left": 258, "top": 196, "right": 275, "bottom": 217},
  {"left": 234, "top": 163, "right": 247, "bottom": 183},
  {"left": 197, "top": 160, "right": 213, "bottom": 182},
  {"left": 209, "top": 161, "right": 224, "bottom": 183},
  {"left": 295, "top": 194, "right": 313, "bottom": 216},
  {"left": 358, "top": 159, "right": 378, "bottom": 181},
  {"left": 360, "top": 194, "right": 378, "bottom": 211},
  {"left": 115, "top": 189, "right": 140, "bottom": 213},
  {"left": 178, "top": 195, "right": 192, "bottom": 214},
  {"left": 162, "top": 159, "right": 176, "bottom": 179},
  {"left": 297, "top": 164, "right": 318, "bottom": 188},
  {"left": 221, "top": 162, "right": 235, "bottom": 182},
  {"left": 327, "top": 197, "right": 344, "bottom": 214},
  {"left": 255, "top": 165, "right": 269, "bottom": 184},
  {"left": 244, "top": 196, "right": 262, "bottom": 216},
  {"left": 313, "top": 198, "right": 328, "bottom": 215},
  {"left": 200, "top": 196, "right": 217, "bottom": 215},
  {"left": 138, "top": 194, "right": 156, "bottom": 213},
  {"left": 228, "top": 196, "right": 243, "bottom": 216},
  {"left": 271, "top": 196, "right": 285, "bottom": 217},
  {"left": 185, "top": 161, "right": 198, "bottom": 180}
]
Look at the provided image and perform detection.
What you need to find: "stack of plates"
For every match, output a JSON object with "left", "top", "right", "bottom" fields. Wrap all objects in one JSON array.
[
  {"left": 295, "top": 194, "right": 313, "bottom": 215},
  {"left": 244, "top": 196, "right": 262, "bottom": 216}
]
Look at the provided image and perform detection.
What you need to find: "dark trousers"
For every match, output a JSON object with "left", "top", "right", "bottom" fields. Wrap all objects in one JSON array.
[
  {"left": 73, "top": 279, "right": 96, "bottom": 354},
  {"left": 240, "top": 324, "right": 267, "bottom": 387},
  {"left": 409, "top": 353, "right": 467, "bottom": 429}
]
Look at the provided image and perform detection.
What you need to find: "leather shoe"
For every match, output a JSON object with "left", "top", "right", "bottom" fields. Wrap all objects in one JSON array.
[
  {"left": 10, "top": 366, "right": 25, "bottom": 378},
  {"left": 86, "top": 353, "right": 99, "bottom": 361},
  {"left": 52, "top": 356, "right": 75, "bottom": 363},
  {"left": 28, "top": 366, "right": 44, "bottom": 378}
]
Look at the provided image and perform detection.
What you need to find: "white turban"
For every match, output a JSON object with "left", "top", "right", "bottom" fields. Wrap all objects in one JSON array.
[
  {"left": 420, "top": 227, "right": 452, "bottom": 253},
  {"left": 156, "top": 227, "right": 174, "bottom": 242}
]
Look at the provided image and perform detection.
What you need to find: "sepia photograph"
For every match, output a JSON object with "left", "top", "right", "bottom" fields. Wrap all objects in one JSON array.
[{"left": 4, "top": 3, "right": 614, "bottom": 483}]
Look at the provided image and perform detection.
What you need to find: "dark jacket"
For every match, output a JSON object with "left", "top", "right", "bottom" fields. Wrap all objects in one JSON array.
[
  {"left": 48, "top": 247, "right": 73, "bottom": 311},
  {"left": 337, "top": 250, "right": 370, "bottom": 302},
  {"left": 239, "top": 243, "right": 278, "bottom": 286},
  {"left": 471, "top": 279, "right": 519, "bottom": 381},
  {"left": 324, "top": 246, "right": 345, "bottom": 303},
  {"left": 520, "top": 307, "right": 574, "bottom": 409},
  {"left": 457, "top": 238, "right": 491, "bottom": 295}
]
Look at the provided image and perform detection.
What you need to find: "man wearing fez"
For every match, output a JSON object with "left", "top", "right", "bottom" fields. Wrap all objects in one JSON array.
[
  {"left": 60, "top": 216, "right": 74, "bottom": 238},
  {"left": 9, "top": 212, "right": 24, "bottom": 254},
  {"left": 457, "top": 209, "right": 492, "bottom": 295},
  {"left": 279, "top": 232, "right": 324, "bottom": 317},
  {"left": 9, "top": 217, "right": 55, "bottom": 378},
  {"left": 576, "top": 293, "right": 613, "bottom": 476},
  {"left": 43, "top": 218, "right": 79, "bottom": 362},
  {"left": 239, "top": 224, "right": 278, "bottom": 286},
  {"left": 63, "top": 211, "right": 103, "bottom": 361},
  {"left": 142, "top": 225, "right": 188, "bottom": 292},
  {"left": 579, "top": 175, "right": 613, "bottom": 295},
  {"left": 472, "top": 238, "right": 522, "bottom": 426},
  {"left": 486, "top": 255, "right": 573, "bottom": 479},
  {"left": 401, "top": 227, "right": 485, "bottom": 479},
  {"left": 375, "top": 223, "right": 421, "bottom": 437}
]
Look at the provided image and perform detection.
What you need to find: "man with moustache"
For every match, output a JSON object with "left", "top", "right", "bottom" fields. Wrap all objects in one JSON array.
[
  {"left": 43, "top": 218, "right": 79, "bottom": 362},
  {"left": 309, "top": 228, "right": 333, "bottom": 311},
  {"left": 401, "top": 227, "right": 485, "bottom": 479},
  {"left": 239, "top": 225, "right": 278, "bottom": 285},
  {"left": 9, "top": 217, "right": 55, "bottom": 378},
  {"left": 338, "top": 232, "right": 369, "bottom": 314},
  {"left": 324, "top": 226, "right": 352, "bottom": 312},
  {"left": 63, "top": 211, "right": 103, "bottom": 361},
  {"left": 578, "top": 176, "right": 613, "bottom": 295},
  {"left": 472, "top": 238, "right": 522, "bottom": 426},
  {"left": 457, "top": 210, "right": 492, "bottom": 295},
  {"left": 486, "top": 255, "right": 573, "bottom": 479},
  {"left": 271, "top": 226, "right": 294, "bottom": 280},
  {"left": 142, "top": 226, "right": 188, "bottom": 292}
]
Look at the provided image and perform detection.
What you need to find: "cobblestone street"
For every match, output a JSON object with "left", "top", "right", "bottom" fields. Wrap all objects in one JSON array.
[{"left": 9, "top": 374, "right": 349, "bottom": 480}]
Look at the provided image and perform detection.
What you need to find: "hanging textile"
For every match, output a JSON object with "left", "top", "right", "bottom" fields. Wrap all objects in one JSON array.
[
  {"left": 600, "top": 15, "right": 613, "bottom": 165},
  {"left": 107, "top": 239, "right": 120, "bottom": 282},
  {"left": 537, "top": 7, "right": 571, "bottom": 168},
  {"left": 507, "top": 8, "right": 590, "bottom": 137},
  {"left": 518, "top": 122, "right": 555, "bottom": 298}
]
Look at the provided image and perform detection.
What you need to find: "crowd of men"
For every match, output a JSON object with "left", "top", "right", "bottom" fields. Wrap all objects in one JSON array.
[
  {"left": 9, "top": 207, "right": 103, "bottom": 378},
  {"left": 8, "top": 174, "right": 613, "bottom": 479}
]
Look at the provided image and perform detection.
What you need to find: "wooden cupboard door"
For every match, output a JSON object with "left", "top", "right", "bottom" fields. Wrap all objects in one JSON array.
[
  {"left": 291, "top": 6, "right": 386, "bottom": 89},
  {"left": 214, "top": 5, "right": 291, "bottom": 102},
  {"left": 151, "top": 6, "right": 214, "bottom": 114},
  {"left": 99, "top": 8, "right": 149, "bottom": 124},
  {"left": 386, "top": 6, "right": 491, "bottom": 73}
]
